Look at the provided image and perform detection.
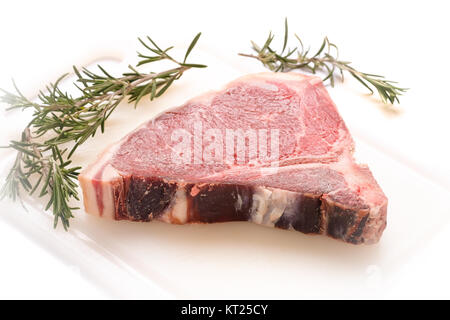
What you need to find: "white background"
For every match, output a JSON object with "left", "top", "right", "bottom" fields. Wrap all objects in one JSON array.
[{"left": 0, "top": 0, "right": 449, "bottom": 299}]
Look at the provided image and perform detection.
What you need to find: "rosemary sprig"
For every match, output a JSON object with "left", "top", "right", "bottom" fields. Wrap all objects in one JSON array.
[
  {"left": 0, "top": 33, "right": 206, "bottom": 229},
  {"left": 239, "top": 19, "right": 407, "bottom": 104}
]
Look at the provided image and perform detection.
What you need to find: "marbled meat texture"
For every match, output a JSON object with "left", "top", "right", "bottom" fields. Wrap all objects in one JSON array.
[{"left": 78, "top": 72, "right": 387, "bottom": 244}]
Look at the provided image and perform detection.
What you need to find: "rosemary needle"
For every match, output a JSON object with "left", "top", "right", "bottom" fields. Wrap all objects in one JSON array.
[
  {"left": 0, "top": 33, "right": 206, "bottom": 230},
  {"left": 239, "top": 18, "right": 407, "bottom": 105}
]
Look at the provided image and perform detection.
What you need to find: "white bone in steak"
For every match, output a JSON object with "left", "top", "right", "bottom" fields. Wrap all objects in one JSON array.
[{"left": 79, "top": 72, "right": 387, "bottom": 244}]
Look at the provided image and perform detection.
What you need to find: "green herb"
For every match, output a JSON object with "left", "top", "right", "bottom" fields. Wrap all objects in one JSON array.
[
  {"left": 0, "top": 33, "right": 206, "bottom": 230},
  {"left": 239, "top": 19, "right": 407, "bottom": 104}
]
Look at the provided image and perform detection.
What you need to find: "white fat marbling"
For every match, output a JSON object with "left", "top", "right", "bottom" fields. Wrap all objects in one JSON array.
[
  {"left": 170, "top": 188, "right": 188, "bottom": 224},
  {"left": 250, "top": 187, "right": 299, "bottom": 227}
]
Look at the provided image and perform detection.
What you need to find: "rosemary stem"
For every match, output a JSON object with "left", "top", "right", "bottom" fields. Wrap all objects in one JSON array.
[{"left": 239, "top": 19, "right": 407, "bottom": 104}]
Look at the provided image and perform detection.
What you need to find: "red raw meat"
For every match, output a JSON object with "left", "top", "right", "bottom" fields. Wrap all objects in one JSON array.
[{"left": 79, "top": 73, "right": 387, "bottom": 244}]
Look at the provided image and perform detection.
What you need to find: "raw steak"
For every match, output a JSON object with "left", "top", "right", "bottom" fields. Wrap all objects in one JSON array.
[{"left": 79, "top": 72, "right": 387, "bottom": 244}]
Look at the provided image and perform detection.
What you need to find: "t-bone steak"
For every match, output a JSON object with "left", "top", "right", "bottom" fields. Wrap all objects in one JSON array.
[{"left": 79, "top": 72, "right": 387, "bottom": 244}]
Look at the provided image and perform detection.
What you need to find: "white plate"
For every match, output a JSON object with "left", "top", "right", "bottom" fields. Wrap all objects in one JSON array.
[{"left": 1, "top": 43, "right": 450, "bottom": 299}]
